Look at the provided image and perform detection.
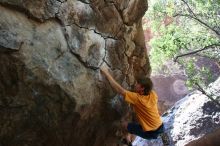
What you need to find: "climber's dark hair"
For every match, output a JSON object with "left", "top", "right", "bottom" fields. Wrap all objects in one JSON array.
[{"left": 136, "top": 77, "right": 153, "bottom": 95}]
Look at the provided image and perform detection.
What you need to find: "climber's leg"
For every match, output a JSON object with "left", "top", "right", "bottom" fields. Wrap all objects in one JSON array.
[{"left": 127, "top": 122, "right": 164, "bottom": 139}]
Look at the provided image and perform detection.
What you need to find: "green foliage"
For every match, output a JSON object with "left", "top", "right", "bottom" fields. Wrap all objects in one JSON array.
[
  {"left": 144, "top": 0, "right": 220, "bottom": 98},
  {"left": 150, "top": 24, "right": 180, "bottom": 69},
  {"left": 185, "top": 59, "right": 213, "bottom": 89}
]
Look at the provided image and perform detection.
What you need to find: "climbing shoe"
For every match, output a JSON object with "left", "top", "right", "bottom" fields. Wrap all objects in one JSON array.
[{"left": 160, "top": 133, "right": 170, "bottom": 146}]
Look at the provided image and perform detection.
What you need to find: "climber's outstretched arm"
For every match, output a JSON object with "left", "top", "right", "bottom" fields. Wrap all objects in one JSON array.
[{"left": 100, "top": 67, "right": 126, "bottom": 96}]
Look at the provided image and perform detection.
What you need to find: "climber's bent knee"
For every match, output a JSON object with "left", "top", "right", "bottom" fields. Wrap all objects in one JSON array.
[{"left": 127, "top": 122, "right": 164, "bottom": 139}]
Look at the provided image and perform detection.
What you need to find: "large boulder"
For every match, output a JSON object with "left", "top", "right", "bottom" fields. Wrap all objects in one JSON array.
[{"left": 0, "top": 0, "right": 149, "bottom": 146}]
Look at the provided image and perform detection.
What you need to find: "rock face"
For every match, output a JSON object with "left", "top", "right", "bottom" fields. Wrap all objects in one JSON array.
[
  {"left": 0, "top": 0, "right": 149, "bottom": 146},
  {"left": 132, "top": 77, "right": 220, "bottom": 146}
]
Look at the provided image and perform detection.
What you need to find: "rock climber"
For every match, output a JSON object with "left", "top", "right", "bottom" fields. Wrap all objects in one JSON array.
[{"left": 100, "top": 66, "right": 165, "bottom": 146}]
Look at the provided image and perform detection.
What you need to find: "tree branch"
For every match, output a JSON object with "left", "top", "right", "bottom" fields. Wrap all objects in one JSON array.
[
  {"left": 174, "top": 0, "right": 220, "bottom": 37},
  {"left": 195, "top": 82, "right": 220, "bottom": 108},
  {"left": 174, "top": 43, "right": 220, "bottom": 62},
  {"left": 173, "top": 13, "right": 220, "bottom": 37},
  {"left": 180, "top": 0, "right": 197, "bottom": 18}
]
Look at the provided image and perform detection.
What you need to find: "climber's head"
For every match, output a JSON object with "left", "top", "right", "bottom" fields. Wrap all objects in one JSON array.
[{"left": 135, "top": 77, "right": 153, "bottom": 95}]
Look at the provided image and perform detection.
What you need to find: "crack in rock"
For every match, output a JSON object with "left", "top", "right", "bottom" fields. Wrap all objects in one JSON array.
[
  {"left": 77, "top": 0, "right": 90, "bottom": 5},
  {"left": 61, "top": 25, "right": 105, "bottom": 70},
  {"left": 63, "top": 22, "right": 118, "bottom": 40}
]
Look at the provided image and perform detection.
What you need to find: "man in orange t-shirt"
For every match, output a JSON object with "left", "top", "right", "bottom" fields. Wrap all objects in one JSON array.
[{"left": 100, "top": 67, "right": 164, "bottom": 145}]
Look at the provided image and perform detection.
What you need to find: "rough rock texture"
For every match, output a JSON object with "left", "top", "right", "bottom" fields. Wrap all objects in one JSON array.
[
  {"left": 132, "top": 77, "right": 220, "bottom": 146},
  {"left": 0, "top": 0, "right": 149, "bottom": 146}
]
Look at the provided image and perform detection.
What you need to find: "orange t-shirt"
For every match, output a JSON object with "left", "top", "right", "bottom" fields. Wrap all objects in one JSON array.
[{"left": 125, "top": 90, "right": 162, "bottom": 131}]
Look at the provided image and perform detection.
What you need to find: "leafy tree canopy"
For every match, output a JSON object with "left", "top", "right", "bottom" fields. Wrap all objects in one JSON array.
[
  {"left": 144, "top": 0, "right": 220, "bottom": 88},
  {"left": 144, "top": 0, "right": 220, "bottom": 105}
]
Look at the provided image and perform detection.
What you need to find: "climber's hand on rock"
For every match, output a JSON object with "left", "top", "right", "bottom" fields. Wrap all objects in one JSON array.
[{"left": 100, "top": 66, "right": 109, "bottom": 75}]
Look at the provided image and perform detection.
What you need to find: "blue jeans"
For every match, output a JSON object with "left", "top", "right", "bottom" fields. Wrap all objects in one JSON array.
[{"left": 127, "top": 122, "right": 164, "bottom": 139}]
